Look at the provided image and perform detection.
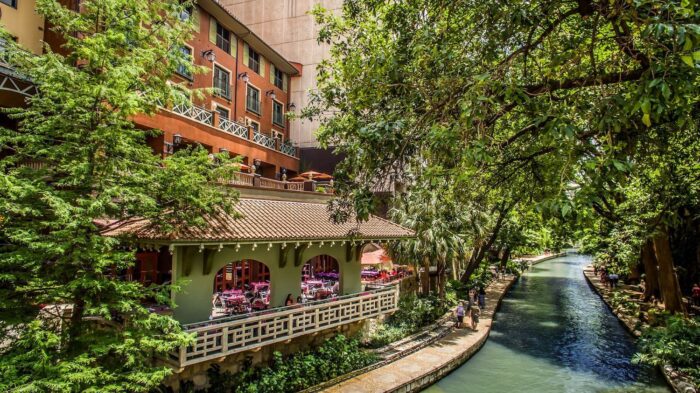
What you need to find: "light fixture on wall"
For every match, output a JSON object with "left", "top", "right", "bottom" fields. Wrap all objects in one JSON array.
[
  {"left": 265, "top": 90, "right": 277, "bottom": 100},
  {"left": 237, "top": 72, "right": 249, "bottom": 83},
  {"left": 201, "top": 49, "right": 216, "bottom": 62},
  {"left": 173, "top": 134, "right": 182, "bottom": 145},
  {"left": 287, "top": 102, "right": 296, "bottom": 111},
  {"left": 219, "top": 148, "right": 229, "bottom": 154}
]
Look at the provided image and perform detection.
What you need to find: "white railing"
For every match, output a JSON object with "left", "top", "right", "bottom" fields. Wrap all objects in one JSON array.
[
  {"left": 279, "top": 143, "right": 297, "bottom": 157},
  {"left": 171, "top": 103, "right": 213, "bottom": 125},
  {"left": 170, "top": 286, "right": 399, "bottom": 367},
  {"left": 221, "top": 172, "right": 255, "bottom": 187},
  {"left": 286, "top": 182, "right": 304, "bottom": 191},
  {"left": 253, "top": 132, "right": 276, "bottom": 149},
  {"left": 218, "top": 118, "right": 248, "bottom": 139},
  {"left": 259, "top": 177, "right": 286, "bottom": 190}
]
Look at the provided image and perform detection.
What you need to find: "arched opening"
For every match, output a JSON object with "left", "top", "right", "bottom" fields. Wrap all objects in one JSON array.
[
  {"left": 211, "top": 260, "right": 270, "bottom": 318},
  {"left": 299, "top": 255, "right": 339, "bottom": 303}
]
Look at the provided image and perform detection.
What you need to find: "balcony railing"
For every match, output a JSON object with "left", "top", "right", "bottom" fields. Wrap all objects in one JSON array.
[
  {"left": 218, "top": 118, "right": 248, "bottom": 139},
  {"left": 163, "top": 104, "right": 299, "bottom": 158},
  {"left": 169, "top": 286, "right": 399, "bottom": 367},
  {"left": 222, "top": 172, "right": 255, "bottom": 187},
  {"left": 253, "top": 132, "right": 276, "bottom": 149},
  {"left": 171, "top": 103, "right": 213, "bottom": 126}
]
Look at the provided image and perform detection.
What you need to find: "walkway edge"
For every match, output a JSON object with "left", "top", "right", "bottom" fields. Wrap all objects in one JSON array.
[{"left": 582, "top": 266, "right": 690, "bottom": 393}]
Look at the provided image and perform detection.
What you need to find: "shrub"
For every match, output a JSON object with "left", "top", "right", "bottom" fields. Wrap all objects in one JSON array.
[
  {"left": 363, "top": 294, "right": 450, "bottom": 348},
  {"left": 633, "top": 316, "right": 700, "bottom": 387}
]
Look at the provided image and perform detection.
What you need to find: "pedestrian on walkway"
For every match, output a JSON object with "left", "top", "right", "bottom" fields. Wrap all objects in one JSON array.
[
  {"left": 455, "top": 302, "right": 465, "bottom": 328},
  {"left": 692, "top": 283, "right": 700, "bottom": 307},
  {"left": 609, "top": 273, "right": 619, "bottom": 289},
  {"left": 471, "top": 305, "right": 480, "bottom": 331},
  {"left": 478, "top": 287, "right": 486, "bottom": 310}
]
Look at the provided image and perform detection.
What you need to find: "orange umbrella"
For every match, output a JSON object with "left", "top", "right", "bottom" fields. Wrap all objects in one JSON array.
[
  {"left": 288, "top": 176, "right": 307, "bottom": 182},
  {"left": 299, "top": 171, "right": 333, "bottom": 181},
  {"left": 361, "top": 249, "right": 392, "bottom": 266}
]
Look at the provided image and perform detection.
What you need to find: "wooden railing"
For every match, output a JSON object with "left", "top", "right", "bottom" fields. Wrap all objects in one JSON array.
[{"left": 169, "top": 286, "right": 399, "bottom": 367}]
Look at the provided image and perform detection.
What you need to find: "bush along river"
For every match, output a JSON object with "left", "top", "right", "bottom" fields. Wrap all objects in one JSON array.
[{"left": 424, "top": 253, "right": 670, "bottom": 393}]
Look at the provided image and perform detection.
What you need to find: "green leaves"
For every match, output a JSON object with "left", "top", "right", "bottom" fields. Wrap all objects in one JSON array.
[{"left": 0, "top": 0, "right": 233, "bottom": 391}]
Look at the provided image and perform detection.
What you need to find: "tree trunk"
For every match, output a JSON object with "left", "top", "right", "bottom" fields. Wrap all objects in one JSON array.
[
  {"left": 652, "top": 229, "right": 686, "bottom": 315},
  {"left": 460, "top": 204, "right": 510, "bottom": 283},
  {"left": 67, "top": 296, "right": 85, "bottom": 352},
  {"left": 641, "top": 240, "right": 660, "bottom": 302},
  {"left": 437, "top": 259, "right": 447, "bottom": 300},
  {"left": 500, "top": 247, "right": 511, "bottom": 269},
  {"left": 421, "top": 256, "right": 430, "bottom": 296},
  {"left": 450, "top": 258, "right": 459, "bottom": 281}
]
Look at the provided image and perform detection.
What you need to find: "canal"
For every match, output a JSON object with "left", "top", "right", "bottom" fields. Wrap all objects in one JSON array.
[{"left": 424, "top": 253, "right": 670, "bottom": 393}]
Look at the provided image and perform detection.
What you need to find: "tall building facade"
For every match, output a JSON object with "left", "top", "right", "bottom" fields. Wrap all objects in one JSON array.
[{"left": 223, "top": 0, "right": 342, "bottom": 151}]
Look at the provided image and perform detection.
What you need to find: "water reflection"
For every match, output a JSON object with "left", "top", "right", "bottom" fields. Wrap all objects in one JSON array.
[{"left": 424, "top": 254, "right": 669, "bottom": 393}]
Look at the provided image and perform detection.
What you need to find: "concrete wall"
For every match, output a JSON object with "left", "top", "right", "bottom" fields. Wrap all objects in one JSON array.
[
  {"left": 223, "top": 0, "right": 343, "bottom": 148},
  {"left": 0, "top": 0, "right": 45, "bottom": 55},
  {"left": 172, "top": 242, "right": 362, "bottom": 324}
]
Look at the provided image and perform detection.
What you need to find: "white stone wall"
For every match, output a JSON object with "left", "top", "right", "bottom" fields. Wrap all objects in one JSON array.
[{"left": 223, "top": 0, "right": 343, "bottom": 148}]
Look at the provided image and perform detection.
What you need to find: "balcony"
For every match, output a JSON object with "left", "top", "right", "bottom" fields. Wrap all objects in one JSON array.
[
  {"left": 164, "top": 103, "right": 298, "bottom": 158},
  {"left": 168, "top": 286, "right": 399, "bottom": 368},
  {"left": 220, "top": 172, "right": 331, "bottom": 194}
]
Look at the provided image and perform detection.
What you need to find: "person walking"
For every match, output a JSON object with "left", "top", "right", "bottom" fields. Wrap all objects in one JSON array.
[
  {"left": 455, "top": 302, "right": 465, "bottom": 328},
  {"left": 692, "top": 283, "right": 700, "bottom": 307},
  {"left": 478, "top": 287, "right": 486, "bottom": 310},
  {"left": 471, "top": 304, "right": 481, "bottom": 331}
]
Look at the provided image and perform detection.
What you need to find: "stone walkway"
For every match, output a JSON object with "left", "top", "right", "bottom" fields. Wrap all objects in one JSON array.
[{"left": 322, "top": 277, "right": 516, "bottom": 393}]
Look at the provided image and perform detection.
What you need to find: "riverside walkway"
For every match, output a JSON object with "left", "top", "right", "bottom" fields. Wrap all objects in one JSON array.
[{"left": 322, "top": 253, "right": 563, "bottom": 393}]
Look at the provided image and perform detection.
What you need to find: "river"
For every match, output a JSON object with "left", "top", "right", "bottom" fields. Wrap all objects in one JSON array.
[{"left": 424, "top": 253, "right": 670, "bottom": 393}]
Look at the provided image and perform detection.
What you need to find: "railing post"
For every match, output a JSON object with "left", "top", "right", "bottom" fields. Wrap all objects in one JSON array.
[
  {"left": 248, "top": 125, "right": 254, "bottom": 141},
  {"left": 253, "top": 174, "right": 261, "bottom": 187},
  {"left": 222, "top": 326, "right": 228, "bottom": 354},
  {"left": 288, "top": 313, "right": 294, "bottom": 336},
  {"left": 212, "top": 111, "right": 220, "bottom": 129},
  {"left": 179, "top": 343, "right": 187, "bottom": 367}
]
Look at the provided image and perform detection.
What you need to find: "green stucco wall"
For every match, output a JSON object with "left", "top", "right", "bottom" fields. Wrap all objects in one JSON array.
[{"left": 172, "top": 243, "right": 362, "bottom": 324}]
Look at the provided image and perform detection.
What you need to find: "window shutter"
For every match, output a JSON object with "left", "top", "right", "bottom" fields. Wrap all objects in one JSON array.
[
  {"left": 259, "top": 56, "right": 265, "bottom": 76},
  {"left": 209, "top": 17, "right": 216, "bottom": 44},
  {"left": 192, "top": 8, "right": 200, "bottom": 31},
  {"left": 230, "top": 36, "right": 237, "bottom": 58},
  {"left": 270, "top": 64, "right": 276, "bottom": 84},
  {"left": 243, "top": 42, "right": 249, "bottom": 67},
  {"left": 282, "top": 74, "right": 288, "bottom": 93}
]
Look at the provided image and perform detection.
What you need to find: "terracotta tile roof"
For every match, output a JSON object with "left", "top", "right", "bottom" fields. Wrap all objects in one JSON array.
[{"left": 101, "top": 198, "right": 414, "bottom": 243}]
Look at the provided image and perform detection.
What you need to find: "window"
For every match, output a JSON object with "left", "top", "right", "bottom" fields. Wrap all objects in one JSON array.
[
  {"left": 216, "top": 106, "right": 229, "bottom": 120},
  {"left": 273, "top": 68, "right": 284, "bottom": 90},
  {"left": 215, "top": 22, "right": 231, "bottom": 54},
  {"left": 246, "top": 85, "right": 260, "bottom": 114},
  {"left": 272, "top": 100, "right": 285, "bottom": 127},
  {"left": 213, "top": 65, "right": 230, "bottom": 99},
  {"left": 247, "top": 46, "right": 260, "bottom": 74},
  {"left": 1, "top": 0, "right": 17, "bottom": 8},
  {"left": 176, "top": 46, "right": 193, "bottom": 79}
]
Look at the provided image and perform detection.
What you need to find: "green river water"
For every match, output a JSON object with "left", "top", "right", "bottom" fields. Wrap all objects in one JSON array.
[{"left": 424, "top": 253, "right": 670, "bottom": 393}]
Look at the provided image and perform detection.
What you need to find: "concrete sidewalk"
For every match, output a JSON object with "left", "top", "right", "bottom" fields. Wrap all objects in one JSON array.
[{"left": 322, "top": 277, "right": 516, "bottom": 393}]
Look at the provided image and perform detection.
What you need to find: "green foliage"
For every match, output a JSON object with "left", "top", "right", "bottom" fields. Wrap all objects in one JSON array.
[
  {"left": 193, "top": 335, "right": 376, "bottom": 393},
  {"left": 634, "top": 316, "right": 700, "bottom": 387},
  {"left": 364, "top": 294, "right": 452, "bottom": 348},
  {"left": 0, "top": 0, "right": 237, "bottom": 391},
  {"left": 608, "top": 292, "right": 641, "bottom": 316}
]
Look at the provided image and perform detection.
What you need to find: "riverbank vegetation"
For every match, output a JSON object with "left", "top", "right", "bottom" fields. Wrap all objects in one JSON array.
[{"left": 171, "top": 335, "right": 375, "bottom": 393}]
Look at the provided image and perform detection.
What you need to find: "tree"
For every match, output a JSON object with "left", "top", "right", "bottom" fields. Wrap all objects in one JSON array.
[
  {"left": 306, "top": 0, "right": 699, "bottom": 301},
  {"left": 0, "top": 0, "right": 237, "bottom": 390}
]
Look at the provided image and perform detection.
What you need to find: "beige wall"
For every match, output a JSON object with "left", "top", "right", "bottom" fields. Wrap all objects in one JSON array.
[
  {"left": 0, "top": 0, "right": 44, "bottom": 55},
  {"left": 223, "top": 0, "right": 342, "bottom": 148}
]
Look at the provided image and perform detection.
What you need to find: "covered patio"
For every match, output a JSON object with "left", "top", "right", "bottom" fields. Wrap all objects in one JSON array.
[{"left": 103, "top": 197, "right": 414, "bottom": 367}]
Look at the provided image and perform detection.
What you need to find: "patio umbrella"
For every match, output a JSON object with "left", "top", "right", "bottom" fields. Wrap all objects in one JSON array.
[
  {"left": 361, "top": 249, "right": 392, "bottom": 266},
  {"left": 299, "top": 170, "right": 333, "bottom": 181},
  {"left": 288, "top": 176, "right": 307, "bottom": 182}
]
